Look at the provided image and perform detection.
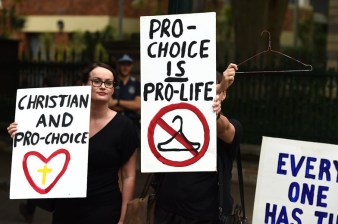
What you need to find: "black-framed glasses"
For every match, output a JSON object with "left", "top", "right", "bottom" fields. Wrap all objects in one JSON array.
[{"left": 89, "top": 79, "right": 117, "bottom": 88}]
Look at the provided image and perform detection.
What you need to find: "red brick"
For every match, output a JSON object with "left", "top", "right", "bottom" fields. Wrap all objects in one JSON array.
[{"left": 13, "top": 0, "right": 168, "bottom": 17}]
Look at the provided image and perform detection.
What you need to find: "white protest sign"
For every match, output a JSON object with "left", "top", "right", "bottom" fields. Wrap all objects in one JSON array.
[
  {"left": 10, "top": 86, "right": 91, "bottom": 199},
  {"left": 253, "top": 137, "right": 338, "bottom": 223},
  {"left": 140, "top": 12, "right": 216, "bottom": 172}
]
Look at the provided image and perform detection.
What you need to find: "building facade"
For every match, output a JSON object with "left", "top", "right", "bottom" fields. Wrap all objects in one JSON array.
[
  {"left": 327, "top": 0, "right": 338, "bottom": 70},
  {"left": 2, "top": 0, "right": 168, "bottom": 57}
]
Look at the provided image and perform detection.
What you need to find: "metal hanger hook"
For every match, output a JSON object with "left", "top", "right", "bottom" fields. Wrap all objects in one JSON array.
[{"left": 261, "top": 30, "right": 271, "bottom": 50}]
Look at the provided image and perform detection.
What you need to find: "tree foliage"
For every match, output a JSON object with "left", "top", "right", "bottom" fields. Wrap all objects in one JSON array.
[{"left": 0, "top": 0, "right": 25, "bottom": 38}]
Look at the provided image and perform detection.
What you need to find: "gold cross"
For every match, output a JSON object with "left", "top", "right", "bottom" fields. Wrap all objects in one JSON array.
[{"left": 37, "top": 165, "right": 53, "bottom": 185}]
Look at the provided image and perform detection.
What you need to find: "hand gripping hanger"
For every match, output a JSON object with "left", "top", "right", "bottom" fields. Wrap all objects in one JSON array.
[{"left": 236, "top": 30, "right": 313, "bottom": 74}]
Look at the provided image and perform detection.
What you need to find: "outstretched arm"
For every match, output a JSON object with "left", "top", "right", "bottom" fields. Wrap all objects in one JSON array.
[
  {"left": 213, "top": 94, "right": 235, "bottom": 143},
  {"left": 213, "top": 64, "right": 237, "bottom": 143}
]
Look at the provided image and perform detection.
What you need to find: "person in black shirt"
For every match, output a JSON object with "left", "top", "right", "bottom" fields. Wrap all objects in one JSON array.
[
  {"left": 154, "top": 63, "right": 239, "bottom": 224},
  {"left": 7, "top": 63, "right": 138, "bottom": 224}
]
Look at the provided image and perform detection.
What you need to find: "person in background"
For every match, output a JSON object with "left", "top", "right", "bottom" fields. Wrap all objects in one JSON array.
[
  {"left": 154, "top": 63, "right": 241, "bottom": 224},
  {"left": 109, "top": 54, "right": 141, "bottom": 136},
  {"left": 7, "top": 62, "right": 139, "bottom": 224}
]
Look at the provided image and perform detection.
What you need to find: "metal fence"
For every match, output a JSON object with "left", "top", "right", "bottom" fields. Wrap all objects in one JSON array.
[
  {"left": 18, "top": 61, "right": 84, "bottom": 88},
  {"left": 1, "top": 59, "right": 338, "bottom": 146},
  {"left": 0, "top": 55, "right": 112, "bottom": 135},
  {"left": 223, "top": 70, "right": 338, "bottom": 145}
]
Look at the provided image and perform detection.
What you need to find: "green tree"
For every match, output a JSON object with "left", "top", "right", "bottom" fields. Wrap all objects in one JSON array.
[
  {"left": 80, "top": 25, "right": 115, "bottom": 62},
  {"left": 0, "top": 0, "right": 25, "bottom": 38}
]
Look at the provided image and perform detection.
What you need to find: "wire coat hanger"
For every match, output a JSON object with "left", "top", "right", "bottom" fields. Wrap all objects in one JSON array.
[{"left": 236, "top": 30, "right": 313, "bottom": 74}]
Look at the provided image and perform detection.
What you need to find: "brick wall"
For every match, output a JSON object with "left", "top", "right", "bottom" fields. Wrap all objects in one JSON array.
[
  {"left": 283, "top": 5, "right": 313, "bottom": 31},
  {"left": 15, "top": 0, "right": 168, "bottom": 17}
]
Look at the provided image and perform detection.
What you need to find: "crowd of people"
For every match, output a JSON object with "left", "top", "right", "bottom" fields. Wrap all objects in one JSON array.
[{"left": 7, "top": 54, "right": 241, "bottom": 224}]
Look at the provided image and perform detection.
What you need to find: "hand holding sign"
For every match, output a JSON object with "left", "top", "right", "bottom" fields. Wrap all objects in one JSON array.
[
  {"left": 7, "top": 122, "right": 18, "bottom": 138},
  {"left": 9, "top": 86, "right": 91, "bottom": 199},
  {"left": 216, "top": 63, "right": 238, "bottom": 94}
]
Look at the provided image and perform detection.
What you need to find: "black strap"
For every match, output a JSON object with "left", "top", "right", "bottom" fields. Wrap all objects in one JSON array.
[
  {"left": 140, "top": 173, "right": 164, "bottom": 198},
  {"left": 218, "top": 142, "right": 246, "bottom": 219},
  {"left": 217, "top": 156, "right": 225, "bottom": 218},
  {"left": 236, "top": 142, "right": 246, "bottom": 218},
  {"left": 140, "top": 173, "right": 154, "bottom": 198}
]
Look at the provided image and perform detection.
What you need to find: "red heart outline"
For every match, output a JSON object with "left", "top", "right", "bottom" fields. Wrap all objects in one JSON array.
[{"left": 22, "top": 149, "right": 71, "bottom": 194}]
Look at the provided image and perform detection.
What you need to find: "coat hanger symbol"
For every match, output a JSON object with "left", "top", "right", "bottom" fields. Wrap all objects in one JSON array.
[
  {"left": 236, "top": 30, "right": 313, "bottom": 74},
  {"left": 157, "top": 115, "right": 201, "bottom": 153}
]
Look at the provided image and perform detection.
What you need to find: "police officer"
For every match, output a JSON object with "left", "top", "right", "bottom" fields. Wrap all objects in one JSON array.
[{"left": 110, "top": 54, "right": 141, "bottom": 134}]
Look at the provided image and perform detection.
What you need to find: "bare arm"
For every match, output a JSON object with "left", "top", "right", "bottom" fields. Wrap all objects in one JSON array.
[
  {"left": 213, "top": 63, "right": 237, "bottom": 143},
  {"left": 216, "top": 114, "right": 235, "bottom": 143},
  {"left": 213, "top": 95, "right": 235, "bottom": 143},
  {"left": 118, "top": 150, "right": 137, "bottom": 224}
]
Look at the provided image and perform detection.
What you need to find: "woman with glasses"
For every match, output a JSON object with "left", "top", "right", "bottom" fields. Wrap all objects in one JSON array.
[{"left": 7, "top": 62, "right": 138, "bottom": 224}]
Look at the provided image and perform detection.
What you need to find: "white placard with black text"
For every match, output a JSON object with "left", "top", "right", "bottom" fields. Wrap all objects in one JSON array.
[
  {"left": 253, "top": 137, "right": 338, "bottom": 223},
  {"left": 10, "top": 86, "right": 91, "bottom": 199},
  {"left": 140, "top": 12, "right": 217, "bottom": 172}
]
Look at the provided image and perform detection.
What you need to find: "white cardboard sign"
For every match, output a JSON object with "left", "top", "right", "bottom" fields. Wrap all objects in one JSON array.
[
  {"left": 140, "top": 12, "right": 216, "bottom": 172},
  {"left": 10, "top": 86, "right": 91, "bottom": 199},
  {"left": 253, "top": 137, "right": 338, "bottom": 223}
]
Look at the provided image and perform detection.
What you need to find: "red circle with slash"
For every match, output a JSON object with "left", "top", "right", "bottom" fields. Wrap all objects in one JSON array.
[{"left": 148, "top": 102, "right": 210, "bottom": 167}]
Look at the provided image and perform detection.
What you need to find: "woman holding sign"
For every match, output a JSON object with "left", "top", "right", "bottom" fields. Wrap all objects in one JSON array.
[
  {"left": 154, "top": 63, "right": 241, "bottom": 224},
  {"left": 7, "top": 62, "right": 138, "bottom": 224}
]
